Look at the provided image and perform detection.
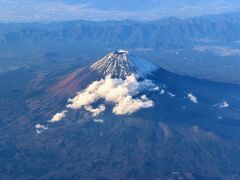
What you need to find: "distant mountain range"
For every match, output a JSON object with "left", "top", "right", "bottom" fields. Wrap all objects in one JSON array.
[{"left": 1, "top": 11, "right": 240, "bottom": 49}]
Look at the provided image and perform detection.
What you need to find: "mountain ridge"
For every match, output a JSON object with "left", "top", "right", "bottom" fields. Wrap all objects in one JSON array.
[{"left": 1, "top": 13, "right": 240, "bottom": 49}]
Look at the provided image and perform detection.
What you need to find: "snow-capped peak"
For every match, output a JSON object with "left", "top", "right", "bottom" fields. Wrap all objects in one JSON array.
[{"left": 90, "top": 50, "right": 158, "bottom": 79}]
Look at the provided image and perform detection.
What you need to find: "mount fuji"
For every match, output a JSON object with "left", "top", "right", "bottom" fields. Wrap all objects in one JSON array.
[
  {"left": 3, "top": 50, "right": 240, "bottom": 179},
  {"left": 45, "top": 50, "right": 240, "bottom": 126}
]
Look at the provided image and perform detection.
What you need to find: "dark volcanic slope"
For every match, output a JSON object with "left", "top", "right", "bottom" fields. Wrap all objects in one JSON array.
[{"left": 1, "top": 53, "right": 240, "bottom": 179}]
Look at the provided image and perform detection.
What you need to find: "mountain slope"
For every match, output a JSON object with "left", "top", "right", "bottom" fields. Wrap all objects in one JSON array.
[{"left": 1, "top": 50, "right": 240, "bottom": 179}]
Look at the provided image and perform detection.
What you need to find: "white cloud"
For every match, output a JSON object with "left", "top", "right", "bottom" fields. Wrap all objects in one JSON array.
[
  {"left": 84, "top": 104, "right": 106, "bottom": 117},
  {"left": 46, "top": 75, "right": 158, "bottom": 127},
  {"left": 213, "top": 101, "right": 229, "bottom": 108},
  {"left": 188, "top": 93, "right": 198, "bottom": 103},
  {"left": 219, "top": 101, "right": 229, "bottom": 108},
  {"left": 49, "top": 110, "right": 67, "bottom": 123},
  {"left": 65, "top": 74, "right": 158, "bottom": 115},
  {"left": 167, "top": 92, "right": 176, "bottom": 97},
  {"left": 113, "top": 95, "right": 153, "bottom": 115},
  {"left": 35, "top": 124, "right": 48, "bottom": 134}
]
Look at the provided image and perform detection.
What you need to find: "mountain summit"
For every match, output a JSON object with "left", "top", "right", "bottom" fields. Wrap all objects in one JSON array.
[
  {"left": 90, "top": 50, "right": 158, "bottom": 79},
  {"left": 49, "top": 50, "right": 161, "bottom": 98}
]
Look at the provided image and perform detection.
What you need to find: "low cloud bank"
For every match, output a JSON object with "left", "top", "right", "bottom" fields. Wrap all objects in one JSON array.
[
  {"left": 67, "top": 74, "right": 158, "bottom": 115},
  {"left": 51, "top": 74, "right": 158, "bottom": 122}
]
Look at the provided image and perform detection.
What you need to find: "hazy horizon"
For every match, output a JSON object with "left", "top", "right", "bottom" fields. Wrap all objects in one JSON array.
[{"left": 0, "top": 0, "right": 240, "bottom": 22}]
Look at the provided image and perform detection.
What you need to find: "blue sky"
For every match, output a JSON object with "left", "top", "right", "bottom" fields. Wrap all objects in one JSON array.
[{"left": 0, "top": 0, "right": 240, "bottom": 22}]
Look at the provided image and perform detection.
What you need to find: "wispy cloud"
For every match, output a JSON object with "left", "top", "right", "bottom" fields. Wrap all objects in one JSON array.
[
  {"left": 194, "top": 46, "right": 240, "bottom": 57},
  {"left": 213, "top": 101, "right": 230, "bottom": 108},
  {"left": 0, "top": 0, "right": 88, "bottom": 22}
]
